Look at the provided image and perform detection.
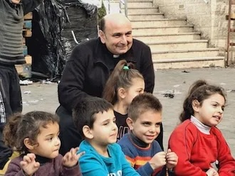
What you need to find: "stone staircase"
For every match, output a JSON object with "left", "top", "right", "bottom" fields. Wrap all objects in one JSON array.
[{"left": 125, "top": 0, "right": 225, "bottom": 69}]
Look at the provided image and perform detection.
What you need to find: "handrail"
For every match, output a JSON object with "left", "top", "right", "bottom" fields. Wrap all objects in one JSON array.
[
  {"left": 105, "top": 0, "right": 128, "bottom": 17},
  {"left": 119, "top": 0, "right": 128, "bottom": 17}
]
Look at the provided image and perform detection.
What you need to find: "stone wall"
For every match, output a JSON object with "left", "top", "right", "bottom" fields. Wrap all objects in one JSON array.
[{"left": 153, "top": 0, "right": 230, "bottom": 50}]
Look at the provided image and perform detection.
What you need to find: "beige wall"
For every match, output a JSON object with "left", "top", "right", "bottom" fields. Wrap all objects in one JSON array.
[{"left": 153, "top": 0, "right": 230, "bottom": 50}]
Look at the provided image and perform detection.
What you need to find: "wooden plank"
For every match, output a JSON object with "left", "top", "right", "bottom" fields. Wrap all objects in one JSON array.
[
  {"left": 22, "top": 29, "right": 32, "bottom": 37},
  {"left": 24, "top": 12, "right": 33, "bottom": 20},
  {"left": 226, "top": 14, "right": 235, "bottom": 20},
  {"left": 25, "top": 55, "right": 32, "bottom": 64}
]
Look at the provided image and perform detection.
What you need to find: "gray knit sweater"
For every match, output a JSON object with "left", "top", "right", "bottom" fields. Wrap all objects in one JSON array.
[{"left": 0, "top": 0, "right": 41, "bottom": 65}]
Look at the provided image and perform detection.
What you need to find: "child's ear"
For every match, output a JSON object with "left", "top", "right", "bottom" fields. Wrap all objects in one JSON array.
[
  {"left": 82, "top": 125, "right": 94, "bottom": 139},
  {"left": 24, "top": 138, "right": 35, "bottom": 150},
  {"left": 192, "top": 100, "right": 200, "bottom": 112},
  {"left": 126, "top": 117, "right": 134, "bottom": 130},
  {"left": 117, "top": 87, "right": 127, "bottom": 99}
]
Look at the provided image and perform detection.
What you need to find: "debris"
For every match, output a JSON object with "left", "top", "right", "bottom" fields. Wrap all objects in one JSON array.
[
  {"left": 28, "top": 100, "right": 39, "bottom": 105},
  {"left": 182, "top": 70, "right": 190, "bottom": 73},
  {"left": 164, "top": 93, "right": 174, "bottom": 98},
  {"left": 173, "top": 84, "right": 180, "bottom": 88},
  {"left": 20, "top": 80, "right": 33, "bottom": 85}
]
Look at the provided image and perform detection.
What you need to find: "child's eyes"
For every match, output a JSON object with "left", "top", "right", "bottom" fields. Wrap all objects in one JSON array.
[
  {"left": 212, "top": 104, "right": 225, "bottom": 111},
  {"left": 142, "top": 122, "right": 150, "bottom": 126},
  {"left": 46, "top": 137, "right": 53, "bottom": 141}
]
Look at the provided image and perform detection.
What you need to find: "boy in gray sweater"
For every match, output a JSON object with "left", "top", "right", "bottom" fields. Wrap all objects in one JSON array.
[{"left": 0, "top": 0, "right": 42, "bottom": 170}]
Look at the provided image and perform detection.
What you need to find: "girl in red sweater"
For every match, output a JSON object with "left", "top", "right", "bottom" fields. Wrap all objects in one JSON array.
[{"left": 168, "top": 80, "right": 235, "bottom": 176}]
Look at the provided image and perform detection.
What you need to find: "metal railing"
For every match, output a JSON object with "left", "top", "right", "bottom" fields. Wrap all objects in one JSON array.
[
  {"left": 106, "top": 0, "right": 128, "bottom": 17},
  {"left": 119, "top": 0, "right": 128, "bottom": 17}
]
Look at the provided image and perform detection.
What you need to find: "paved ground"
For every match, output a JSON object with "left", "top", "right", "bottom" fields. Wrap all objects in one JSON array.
[{"left": 21, "top": 67, "right": 235, "bottom": 156}]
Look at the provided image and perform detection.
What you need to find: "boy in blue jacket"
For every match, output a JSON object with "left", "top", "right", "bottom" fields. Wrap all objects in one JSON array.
[{"left": 72, "top": 96, "right": 140, "bottom": 176}]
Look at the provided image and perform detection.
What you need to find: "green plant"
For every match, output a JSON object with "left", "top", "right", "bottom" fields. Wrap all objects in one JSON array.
[{"left": 97, "top": 0, "right": 106, "bottom": 22}]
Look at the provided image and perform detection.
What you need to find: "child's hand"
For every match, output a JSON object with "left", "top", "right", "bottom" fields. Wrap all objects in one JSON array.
[
  {"left": 149, "top": 151, "right": 167, "bottom": 170},
  {"left": 166, "top": 149, "right": 178, "bottom": 169},
  {"left": 206, "top": 167, "right": 219, "bottom": 176},
  {"left": 62, "top": 147, "right": 85, "bottom": 167},
  {"left": 20, "top": 153, "right": 40, "bottom": 175}
]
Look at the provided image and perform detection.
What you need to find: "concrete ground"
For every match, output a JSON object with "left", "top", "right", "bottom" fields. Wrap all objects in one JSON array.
[{"left": 21, "top": 67, "right": 235, "bottom": 157}]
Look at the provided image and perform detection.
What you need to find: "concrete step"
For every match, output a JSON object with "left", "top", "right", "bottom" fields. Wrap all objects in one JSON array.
[
  {"left": 128, "top": 13, "right": 165, "bottom": 20},
  {"left": 147, "top": 40, "right": 208, "bottom": 51},
  {"left": 127, "top": 2, "right": 154, "bottom": 8},
  {"left": 127, "top": 7, "right": 159, "bottom": 14},
  {"left": 128, "top": 0, "right": 153, "bottom": 2},
  {"left": 132, "top": 25, "right": 194, "bottom": 35},
  {"left": 134, "top": 32, "right": 201, "bottom": 42},
  {"left": 131, "top": 19, "right": 187, "bottom": 28},
  {"left": 154, "top": 56, "right": 225, "bottom": 69},
  {"left": 152, "top": 48, "right": 220, "bottom": 60}
]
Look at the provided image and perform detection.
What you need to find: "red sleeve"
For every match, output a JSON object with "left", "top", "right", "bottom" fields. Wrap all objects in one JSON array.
[
  {"left": 212, "top": 128, "right": 235, "bottom": 176},
  {"left": 168, "top": 122, "right": 207, "bottom": 176}
]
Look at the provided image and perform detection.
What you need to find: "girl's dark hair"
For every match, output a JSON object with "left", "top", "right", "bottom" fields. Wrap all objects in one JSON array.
[
  {"left": 103, "top": 60, "right": 143, "bottom": 104},
  {"left": 3, "top": 111, "right": 59, "bottom": 154},
  {"left": 179, "top": 80, "right": 227, "bottom": 122}
]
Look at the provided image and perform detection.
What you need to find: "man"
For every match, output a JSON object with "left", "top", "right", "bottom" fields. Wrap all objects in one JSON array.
[
  {"left": 56, "top": 13, "right": 163, "bottom": 155},
  {"left": 0, "top": 0, "right": 42, "bottom": 171}
]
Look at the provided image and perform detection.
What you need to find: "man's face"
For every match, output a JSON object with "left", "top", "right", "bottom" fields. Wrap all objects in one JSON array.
[{"left": 99, "top": 20, "right": 133, "bottom": 55}]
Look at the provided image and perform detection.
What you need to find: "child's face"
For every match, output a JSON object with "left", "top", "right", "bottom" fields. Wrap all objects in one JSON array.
[
  {"left": 193, "top": 93, "right": 225, "bottom": 127},
  {"left": 128, "top": 110, "right": 162, "bottom": 144},
  {"left": 30, "top": 122, "right": 61, "bottom": 159},
  {"left": 89, "top": 109, "right": 118, "bottom": 149},
  {"left": 122, "top": 78, "right": 145, "bottom": 105}
]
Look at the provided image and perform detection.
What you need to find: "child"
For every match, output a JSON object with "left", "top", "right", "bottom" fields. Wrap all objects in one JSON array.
[
  {"left": 168, "top": 80, "right": 235, "bottom": 176},
  {"left": 118, "top": 93, "right": 178, "bottom": 176},
  {"left": 103, "top": 60, "right": 164, "bottom": 150},
  {"left": 3, "top": 111, "right": 83, "bottom": 176},
  {"left": 103, "top": 59, "right": 145, "bottom": 140},
  {"left": 72, "top": 96, "right": 140, "bottom": 176}
]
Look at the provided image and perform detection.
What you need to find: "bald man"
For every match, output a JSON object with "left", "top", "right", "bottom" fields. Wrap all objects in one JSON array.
[{"left": 56, "top": 13, "right": 161, "bottom": 155}]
